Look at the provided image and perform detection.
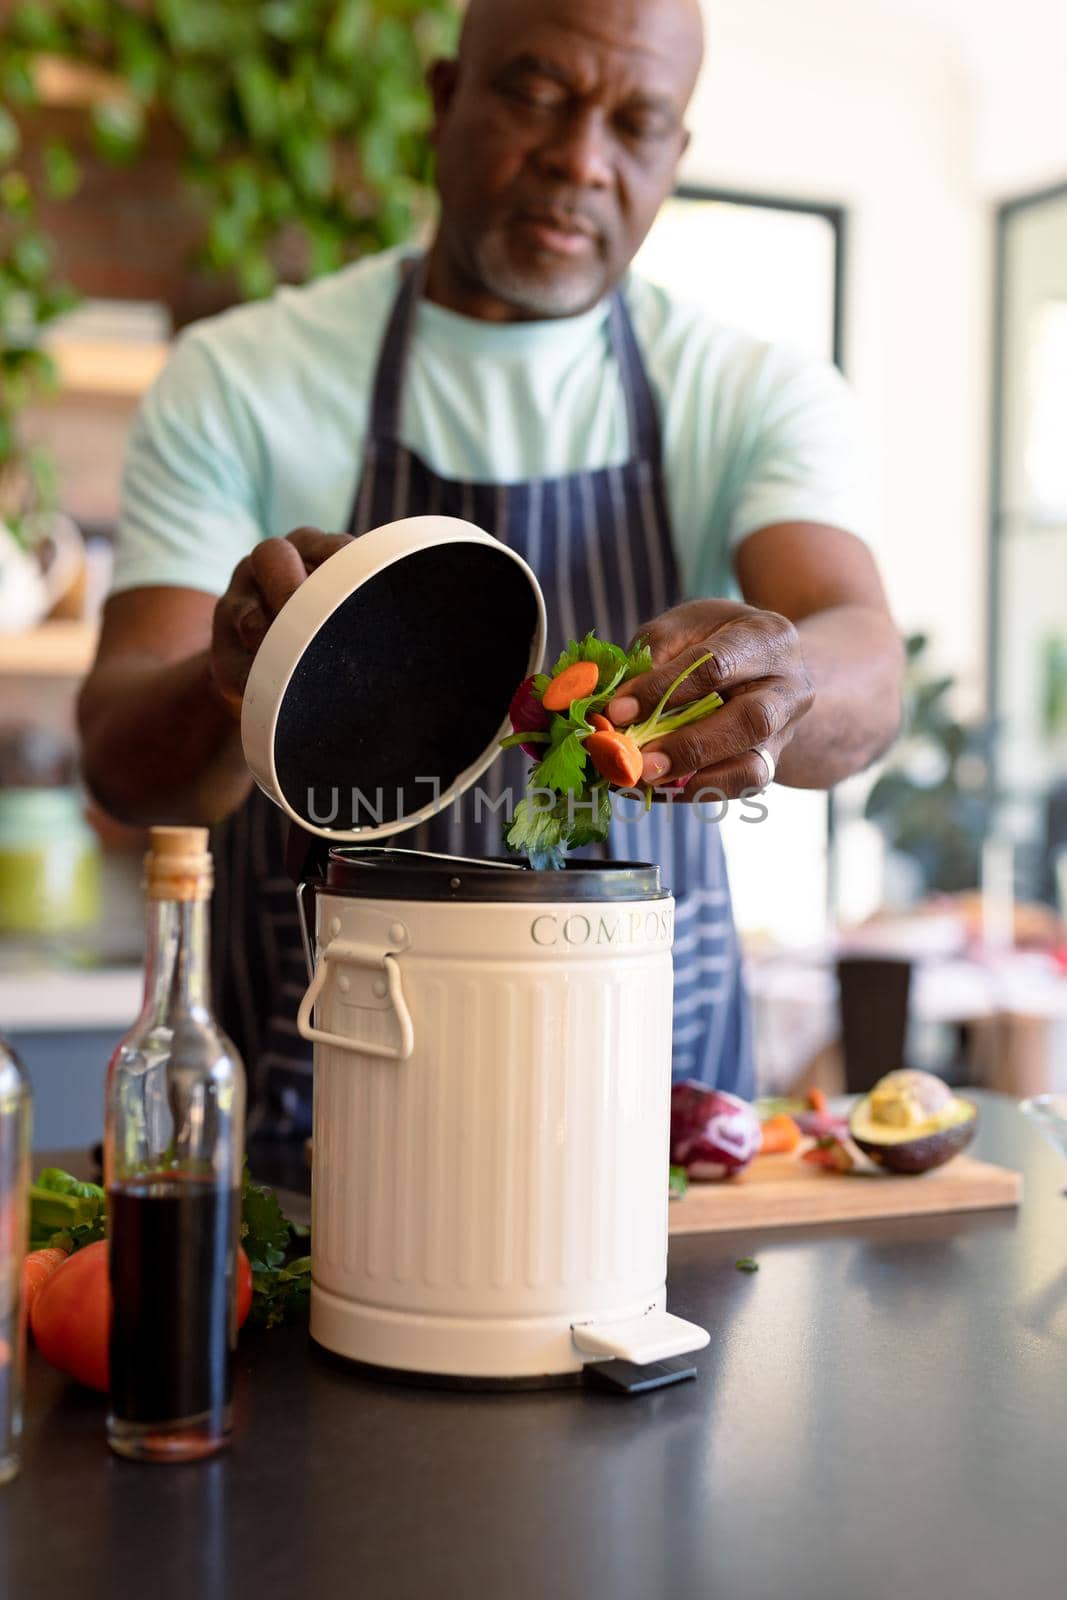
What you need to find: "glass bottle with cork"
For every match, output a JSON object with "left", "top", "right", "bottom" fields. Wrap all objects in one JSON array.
[{"left": 105, "top": 826, "right": 245, "bottom": 1462}]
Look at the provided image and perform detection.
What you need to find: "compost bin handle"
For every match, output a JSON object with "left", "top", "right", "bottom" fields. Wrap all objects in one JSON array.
[{"left": 296, "top": 938, "right": 414, "bottom": 1061}]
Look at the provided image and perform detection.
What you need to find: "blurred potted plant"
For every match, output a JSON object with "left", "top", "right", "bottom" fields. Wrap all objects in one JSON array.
[
  {"left": 0, "top": 0, "right": 458, "bottom": 606},
  {"left": 864, "top": 634, "right": 994, "bottom": 894}
]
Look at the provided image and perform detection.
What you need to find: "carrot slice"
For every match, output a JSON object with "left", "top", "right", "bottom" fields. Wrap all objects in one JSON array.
[
  {"left": 758, "top": 1113, "right": 802, "bottom": 1155},
  {"left": 543, "top": 661, "right": 600, "bottom": 711},
  {"left": 588, "top": 711, "right": 613, "bottom": 732},
  {"left": 21, "top": 1246, "right": 70, "bottom": 1323},
  {"left": 807, "top": 1086, "right": 828, "bottom": 1113},
  {"left": 584, "top": 730, "right": 644, "bottom": 787}
]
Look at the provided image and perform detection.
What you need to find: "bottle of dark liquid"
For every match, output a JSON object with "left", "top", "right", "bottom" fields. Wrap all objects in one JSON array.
[{"left": 105, "top": 827, "right": 245, "bottom": 1463}]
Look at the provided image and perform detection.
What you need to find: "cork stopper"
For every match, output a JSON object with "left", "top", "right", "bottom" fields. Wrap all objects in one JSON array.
[{"left": 144, "top": 825, "right": 213, "bottom": 902}]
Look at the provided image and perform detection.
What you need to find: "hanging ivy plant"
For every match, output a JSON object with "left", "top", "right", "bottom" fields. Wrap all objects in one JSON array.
[{"left": 0, "top": 0, "right": 459, "bottom": 538}]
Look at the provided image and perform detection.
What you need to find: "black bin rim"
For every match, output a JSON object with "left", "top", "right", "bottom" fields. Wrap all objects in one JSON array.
[{"left": 324, "top": 848, "right": 667, "bottom": 903}]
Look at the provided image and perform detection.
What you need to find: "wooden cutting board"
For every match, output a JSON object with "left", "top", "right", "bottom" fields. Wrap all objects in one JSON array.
[{"left": 668, "top": 1152, "right": 1022, "bottom": 1234}]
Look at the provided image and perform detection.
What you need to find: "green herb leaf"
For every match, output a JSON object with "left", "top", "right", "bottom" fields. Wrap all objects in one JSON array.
[
  {"left": 532, "top": 726, "right": 588, "bottom": 796},
  {"left": 621, "top": 637, "right": 653, "bottom": 680},
  {"left": 247, "top": 1256, "right": 312, "bottom": 1329},
  {"left": 735, "top": 1257, "right": 760, "bottom": 1273},
  {"left": 240, "top": 1165, "right": 291, "bottom": 1272},
  {"left": 506, "top": 796, "right": 566, "bottom": 868},
  {"left": 34, "top": 1167, "right": 104, "bottom": 1201},
  {"left": 557, "top": 785, "right": 610, "bottom": 849},
  {"left": 668, "top": 1165, "right": 689, "bottom": 1199},
  {"left": 28, "top": 1169, "right": 107, "bottom": 1253}
]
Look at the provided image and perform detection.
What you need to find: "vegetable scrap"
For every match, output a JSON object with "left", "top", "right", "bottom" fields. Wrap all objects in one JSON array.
[
  {"left": 668, "top": 1165, "right": 690, "bottom": 1200},
  {"left": 802, "top": 1136, "right": 856, "bottom": 1174},
  {"left": 502, "top": 629, "right": 725, "bottom": 868},
  {"left": 239, "top": 1167, "right": 312, "bottom": 1330},
  {"left": 735, "top": 1258, "right": 759, "bottom": 1273},
  {"left": 670, "top": 1083, "right": 762, "bottom": 1180},
  {"left": 758, "top": 1112, "right": 803, "bottom": 1156},
  {"left": 28, "top": 1166, "right": 107, "bottom": 1254}
]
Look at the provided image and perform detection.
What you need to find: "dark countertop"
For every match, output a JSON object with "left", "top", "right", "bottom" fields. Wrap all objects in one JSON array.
[{"left": 4, "top": 1092, "right": 1067, "bottom": 1600}]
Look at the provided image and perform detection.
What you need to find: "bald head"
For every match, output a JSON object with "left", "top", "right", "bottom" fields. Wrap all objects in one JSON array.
[
  {"left": 427, "top": 0, "right": 705, "bottom": 321},
  {"left": 459, "top": 0, "right": 705, "bottom": 87}
]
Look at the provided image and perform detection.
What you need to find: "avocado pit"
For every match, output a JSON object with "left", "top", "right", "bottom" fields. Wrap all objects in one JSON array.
[{"left": 849, "top": 1069, "right": 977, "bottom": 1175}]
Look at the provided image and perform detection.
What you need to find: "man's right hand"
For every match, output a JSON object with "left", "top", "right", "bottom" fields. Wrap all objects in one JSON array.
[{"left": 210, "top": 527, "right": 353, "bottom": 710}]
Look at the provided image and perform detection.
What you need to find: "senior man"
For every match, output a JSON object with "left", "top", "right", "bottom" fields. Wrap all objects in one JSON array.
[{"left": 80, "top": 0, "right": 903, "bottom": 1130}]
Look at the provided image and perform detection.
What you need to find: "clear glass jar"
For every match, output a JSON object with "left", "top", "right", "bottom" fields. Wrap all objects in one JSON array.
[
  {"left": 0, "top": 1034, "right": 32, "bottom": 1485},
  {"left": 0, "top": 788, "right": 101, "bottom": 935}
]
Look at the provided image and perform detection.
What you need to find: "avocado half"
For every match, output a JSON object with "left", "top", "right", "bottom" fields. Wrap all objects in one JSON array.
[{"left": 849, "top": 1069, "right": 978, "bottom": 1175}]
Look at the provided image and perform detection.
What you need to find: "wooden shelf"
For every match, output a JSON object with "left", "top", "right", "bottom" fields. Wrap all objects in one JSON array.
[
  {"left": 48, "top": 338, "right": 169, "bottom": 400},
  {"left": 0, "top": 620, "right": 98, "bottom": 676}
]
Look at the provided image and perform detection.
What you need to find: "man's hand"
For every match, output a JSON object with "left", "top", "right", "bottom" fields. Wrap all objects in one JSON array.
[
  {"left": 80, "top": 526, "right": 354, "bottom": 825},
  {"left": 607, "top": 598, "right": 815, "bottom": 798},
  {"left": 211, "top": 527, "right": 353, "bottom": 708}
]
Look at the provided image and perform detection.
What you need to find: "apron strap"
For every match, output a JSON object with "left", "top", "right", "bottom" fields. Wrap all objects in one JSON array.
[
  {"left": 607, "top": 284, "right": 663, "bottom": 466},
  {"left": 366, "top": 255, "right": 663, "bottom": 466},
  {"left": 366, "top": 255, "right": 427, "bottom": 443}
]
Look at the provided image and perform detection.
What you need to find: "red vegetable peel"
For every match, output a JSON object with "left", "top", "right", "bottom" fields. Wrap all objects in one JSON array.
[{"left": 670, "top": 1083, "right": 762, "bottom": 1180}]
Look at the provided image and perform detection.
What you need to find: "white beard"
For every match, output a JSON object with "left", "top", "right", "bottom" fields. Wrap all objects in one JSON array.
[{"left": 472, "top": 231, "right": 609, "bottom": 318}]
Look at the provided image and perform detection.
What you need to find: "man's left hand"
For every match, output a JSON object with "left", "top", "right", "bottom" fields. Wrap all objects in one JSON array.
[{"left": 606, "top": 599, "right": 816, "bottom": 798}]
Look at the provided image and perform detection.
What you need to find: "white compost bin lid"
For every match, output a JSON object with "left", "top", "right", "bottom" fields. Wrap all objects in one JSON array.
[{"left": 241, "top": 516, "right": 546, "bottom": 842}]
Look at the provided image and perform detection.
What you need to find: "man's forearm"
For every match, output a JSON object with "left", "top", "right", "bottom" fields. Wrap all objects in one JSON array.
[
  {"left": 775, "top": 605, "right": 904, "bottom": 789},
  {"left": 79, "top": 650, "right": 252, "bottom": 826}
]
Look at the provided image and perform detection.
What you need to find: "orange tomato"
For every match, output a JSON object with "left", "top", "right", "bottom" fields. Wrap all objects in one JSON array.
[
  {"left": 31, "top": 1239, "right": 111, "bottom": 1392},
  {"left": 236, "top": 1247, "right": 253, "bottom": 1328},
  {"left": 31, "top": 1240, "right": 254, "bottom": 1392}
]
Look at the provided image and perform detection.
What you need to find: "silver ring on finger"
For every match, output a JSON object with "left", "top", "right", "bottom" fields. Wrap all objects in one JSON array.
[{"left": 752, "top": 745, "right": 776, "bottom": 789}]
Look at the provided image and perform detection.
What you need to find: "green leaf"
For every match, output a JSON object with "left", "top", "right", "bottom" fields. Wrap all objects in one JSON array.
[
  {"left": 10, "top": 232, "right": 52, "bottom": 284},
  {"left": 561, "top": 784, "right": 611, "bottom": 849},
  {"left": 0, "top": 170, "right": 32, "bottom": 214},
  {"left": 283, "top": 130, "right": 333, "bottom": 201},
  {"left": 2, "top": 55, "right": 37, "bottom": 107},
  {"left": 43, "top": 142, "right": 81, "bottom": 201},
  {"left": 34, "top": 1167, "right": 105, "bottom": 1202},
  {"left": 668, "top": 1165, "right": 689, "bottom": 1199},
  {"left": 28, "top": 1168, "right": 107, "bottom": 1252},
  {"left": 91, "top": 98, "right": 146, "bottom": 165},
  {"left": 261, "top": 0, "right": 311, "bottom": 41},
  {"left": 237, "top": 252, "right": 277, "bottom": 300},
  {"left": 36, "top": 282, "right": 80, "bottom": 322},
  {"left": 114, "top": 15, "right": 165, "bottom": 101},
  {"left": 235, "top": 57, "right": 281, "bottom": 142},
  {"left": 550, "top": 630, "right": 652, "bottom": 692},
  {"left": 735, "top": 1257, "right": 759, "bottom": 1273},
  {"left": 9, "top": 2, "right": 59, "bottom": 49},
  {"left": 0, "top": 106, "right": 21, "bottom": 165},
  {"left": 240, "top": 1166, "right": 291, "bottom": 1271},
  {"left": 305, "top": 219, "right": 346, "bottom": 276},
  {"left": 169, "top": 66, "right": 228, "bottom": 154},
  {"left": 327, "top": 0, "right": 371, "bottom": 59},
  {"left": 247, "top": 1255, "right": 312, "bottom": 1328},
  {"left": 532, "top": 724, "right": 588, "bottom": 796},
  {"left": 506, "top": 796, "right": 566, "bottom": 867},
  {"left": 360, "top": 121, "right": 397, "bottom": 185},
  {"left": 623, "top": 637, "right": 653, "bottom": 679}
]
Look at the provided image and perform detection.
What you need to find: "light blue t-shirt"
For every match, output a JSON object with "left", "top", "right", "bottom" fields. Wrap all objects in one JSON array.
[{"left": 114, "top": 246, "right": 870, "bottom": 601}]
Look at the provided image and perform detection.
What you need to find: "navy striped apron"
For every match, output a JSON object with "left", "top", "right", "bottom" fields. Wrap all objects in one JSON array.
[{"left": 213, "top": 257, "right": 753, "bottom": 1137}]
